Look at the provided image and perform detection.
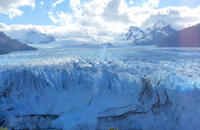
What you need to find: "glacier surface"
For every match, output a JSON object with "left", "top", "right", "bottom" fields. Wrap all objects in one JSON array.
[{"left": 0, "top": 46, "right": 200, "bottom": 129}]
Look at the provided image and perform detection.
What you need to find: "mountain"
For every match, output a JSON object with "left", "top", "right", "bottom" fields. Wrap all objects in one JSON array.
[
  {"left": 124, "top": 26, "right": 146, "bottom": 44},
  {"left": 159, "top": 24, "right": 200, "bottom": 47},
  {"left": 0, "top": 31, "right": 36, "bottom": 54},
  {"left": 19, "top": 31, "right": 55, "bottom": 44},
  {"left": 141, "top": 21, "right": 177, "bottom": 45},
  {"left": 123, "top": 21, "right": 177, "bottom": 45}
]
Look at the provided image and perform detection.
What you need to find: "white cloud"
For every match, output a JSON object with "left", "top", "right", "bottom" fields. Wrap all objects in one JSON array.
[
  {"left": 102, "top": 0, "right": 130, "bottom": 23},
  {"left": 51, "top": 0, "right": 132, "bottom": 35},
  {"left": 47, "top": 0, "right": 159, "bottom": 35},
  {"left": 143, "top": 0, "right": 160, "bottom": 8},
  {"left": 0, "top": 0, "right": 35, "bottom": 18},
  {"left": 0, "top": 23, "right": 82, "bottom": 39},
  {"left": 40, "top": 1, "right": 44, "bottom": 6},
  {"left": 130, "top": 0, "right": 134, "bottom": 5},
  {"left": 70, "top": 0, "right": 81, "bottom": 9},
  {"left": 70, "top": 0, "right": 82, "bottom": 17},
  {"left": 43, "top": 0, "right": 200, "bottom": 39},
  {"left": 142, "top": 6, "right": 200, "bottom": 29},
  {"left": 52, "top": 0, "right": 65, "bottom": 8},
  {"left": 48, "top": 11, "right": 73, "bottom": 26}
]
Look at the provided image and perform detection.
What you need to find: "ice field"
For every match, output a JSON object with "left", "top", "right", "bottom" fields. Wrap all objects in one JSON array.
[{"left": 0, "top": 46, "right": 200, "bottom": 129}]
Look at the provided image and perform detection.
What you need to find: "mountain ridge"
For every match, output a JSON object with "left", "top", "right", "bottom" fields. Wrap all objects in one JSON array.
[
  {"left": 0, "top": 31, "right": 36, "bottom": 54},
  {"left": 122, "top": 21, "right": 177, "bottom": 45},
  {"left": 159, "top": 23, "right": 200, "bottom": 47}
]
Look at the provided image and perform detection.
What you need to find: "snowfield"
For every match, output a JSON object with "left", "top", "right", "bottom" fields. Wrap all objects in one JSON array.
[{"left": 1, "top": 46, "right": 200, "bottom": 129}]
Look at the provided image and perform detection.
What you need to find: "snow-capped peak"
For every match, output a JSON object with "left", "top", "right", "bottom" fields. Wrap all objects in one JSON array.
[
  {"left": 128, "top": 26, "right": 142, "bottom": 32},
  {"left": 121, "top": 21, "right": 177, "bottom": 45},
  {"left": 125, "top": 26, "right": 145, "bottom": 43},
  {"left": 153, "top": 20, "right": 167, "bottom": 29}
]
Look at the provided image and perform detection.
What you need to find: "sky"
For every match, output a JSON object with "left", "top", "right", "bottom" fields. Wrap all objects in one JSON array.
[{"left": 0, "top": 0, "right": 200, "bottom": 39}]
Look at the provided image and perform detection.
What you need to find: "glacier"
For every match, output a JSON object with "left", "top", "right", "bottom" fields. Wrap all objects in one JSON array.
[{"left": 0, "top": 46, "right": 200, "bottom": 129}]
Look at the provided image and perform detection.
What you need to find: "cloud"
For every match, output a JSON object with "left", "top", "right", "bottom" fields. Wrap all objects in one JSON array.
[
  {"left": 0, "top": 0, "right": 35, "bottom": 18},
  {"left": 130, "top": 0, "right": 134, "bottom": 5},
  {"left": 35, "top": 0, "right": 200, "bottom": 39},
  {"left": 143, "top": 0, "right": 160, "bottom": 8},
  {"left": 142, "top": 6, "right": 200, "bottom": 29},
  {"left": 70, "top": 0, "right": 81, "bottom": 10},
  {"left": 49, "top": 0, "right": 132, "bottom": 35},
  {"left": 40, "top": 1, "right": 44, "bottom": 6},
  {"left": 70, "top": 0, "right": 82, "bottom": 17},
  {"left": 0, "top": 23, "right": 82, "bottom": 39},
  {"left": 102, "top": 0, "right": 130, "bottom": 23},
  {"left": 52, "top": 0, "right": 65, "bottom": 8},
  {"left": 48, "top": 11, "right": 73, "bottom": 25}
]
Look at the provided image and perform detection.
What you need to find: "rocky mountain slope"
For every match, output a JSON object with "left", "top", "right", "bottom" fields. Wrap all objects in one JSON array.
[
  {"left": 0, "top": 32, "right": 36, "bottom": 54},
  {"left": 159, "top": 23, "right": 200, "bottom": 47}
]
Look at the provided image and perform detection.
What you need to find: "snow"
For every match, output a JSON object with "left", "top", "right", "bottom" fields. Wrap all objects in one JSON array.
[
  {"left": 121, "top": 21, "right": 176, "bottom": 45},
  {"left": 18, "top": 31, "right": 55, "bottom": 44},
  {"left": 1, "top": 46, "right": 200, "bottom": 129},
  {"left": 153, "top": 20, "right": 167, "bottom": 29},
  {"left": 122, "top": 26, "right": 145, "bottom": 44}
]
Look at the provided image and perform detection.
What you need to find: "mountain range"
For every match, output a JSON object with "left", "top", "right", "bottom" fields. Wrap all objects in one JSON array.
[
  {"left": 2, "top": 21, "right": 200, "bottom": 50},
  {"left": 0, "top": 32, "right": 36, "bottom": 55},
  {"left": 18, "top": 31, "right": 55, "bottom": 44},
  {"left": 123, "top": 21, "right": 177, "bottom": 45}
]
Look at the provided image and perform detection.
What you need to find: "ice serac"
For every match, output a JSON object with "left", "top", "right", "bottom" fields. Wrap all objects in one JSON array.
[
  {"left": 0, "top": 47, "right": 200, "bottom": 129},
  {"left": 0, "top": 31, "right": 36, "bottom": 54},
  {"left": 159, "top": 23, "right": 200, "bottom": 47},
  {"left": 19, "top": 31, "right": 55, "bottom": 44}
]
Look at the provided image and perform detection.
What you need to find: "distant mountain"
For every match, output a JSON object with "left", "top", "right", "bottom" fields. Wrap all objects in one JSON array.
[
  {"left": 124, "top": 26, "right": 145, "bottom": 44},
  {"left": 19, "top": 31, "right": 55, "bottom": 44},
  {"left": 141, "top": 21, "right": 177, "bottom": 45},
  {"left": 0, "top": 32, "right": 36, "bottom": 54},
  {"left": 159, "top": 24, "right": 200, "bottom": 47},
  {"left": 123, "top": 21, "right": 177, "bottom": 45}
]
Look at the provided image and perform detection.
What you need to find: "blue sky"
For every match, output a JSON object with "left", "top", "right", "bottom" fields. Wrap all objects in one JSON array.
[{"left": 0, "top": 0, "right": 200, "bottom": 37}]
